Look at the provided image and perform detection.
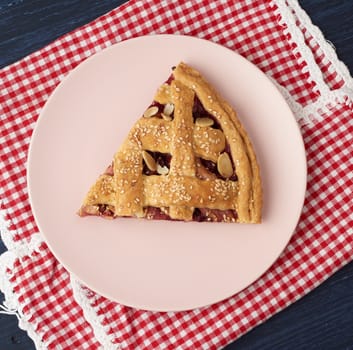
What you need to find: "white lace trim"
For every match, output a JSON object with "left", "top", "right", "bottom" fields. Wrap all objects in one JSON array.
[
  {"left": 0, "top": 207, "right": 47, "bottom": 350},
  {"left": 271, "top": 0, "right": 353, "bottom": 123},
  {"left": 288, "top": 0, "right": 353, "bottom": 90},
  {"left": 1, "top": 2, "right": 353, "bottom": 349},
  {"left": 71, "top": 277, "right": 120, "bottom": 349},
  {"left": 273, "top": 75, "right": 353, "bottom": 124}
]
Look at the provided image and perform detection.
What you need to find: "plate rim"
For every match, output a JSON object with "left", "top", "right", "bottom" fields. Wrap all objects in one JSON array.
[{"left": 27, "top": 34, "right": 307, "bottom": 311}]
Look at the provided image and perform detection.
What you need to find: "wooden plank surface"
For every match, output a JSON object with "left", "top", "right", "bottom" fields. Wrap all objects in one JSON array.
[{"left": 0, "top": 0, "right": 352, "bottom": 349}]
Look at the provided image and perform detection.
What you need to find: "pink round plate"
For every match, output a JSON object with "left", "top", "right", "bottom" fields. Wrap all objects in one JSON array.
[{"left": 27, "top": 35, "right": 306, "bottom": 311}]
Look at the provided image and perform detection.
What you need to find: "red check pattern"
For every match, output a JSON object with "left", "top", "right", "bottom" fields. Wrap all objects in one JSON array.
[
  {"left": 9, "top": 243, "right": 100, "bottom": 349},
  {"left": 1, "top": 1, "right": 352, "bottom": 349}
]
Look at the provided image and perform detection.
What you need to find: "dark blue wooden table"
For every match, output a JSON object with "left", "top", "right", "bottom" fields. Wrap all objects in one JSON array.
[{"left": 1, "top": 1, "right": 352, "bottom": 349}]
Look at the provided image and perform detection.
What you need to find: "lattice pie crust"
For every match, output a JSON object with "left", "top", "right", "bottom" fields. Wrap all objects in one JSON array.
[{"left": 78, "top": 62, "right": 262, "bottom": 223}]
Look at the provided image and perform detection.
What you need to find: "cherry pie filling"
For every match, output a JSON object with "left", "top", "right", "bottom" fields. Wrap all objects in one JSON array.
[
  {"left": 198, "top": 156, "right": 238, "bottom": 182},
  {"left": 192, "top": 96, "right": 221, "bottom": 129},
  {"left": 142, "top": 151, "right": 172, "bottom": 176},
  {"left": 97, "top": 204, "right": 115, "bottom": 217}
]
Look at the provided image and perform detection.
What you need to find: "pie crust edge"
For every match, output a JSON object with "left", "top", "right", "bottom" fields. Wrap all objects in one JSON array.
[{"left": 78, "top": 62, "right": 263, "bottom": 223}]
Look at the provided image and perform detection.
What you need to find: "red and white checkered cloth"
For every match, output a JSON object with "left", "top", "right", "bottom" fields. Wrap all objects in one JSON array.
[{"left": 1, "top": 1, "right": 352, "bottom": 349}]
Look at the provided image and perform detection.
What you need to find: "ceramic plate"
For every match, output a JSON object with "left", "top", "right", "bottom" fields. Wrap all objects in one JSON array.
[{"left": 28, "top": 35, "right": 306, "bottom": 311}]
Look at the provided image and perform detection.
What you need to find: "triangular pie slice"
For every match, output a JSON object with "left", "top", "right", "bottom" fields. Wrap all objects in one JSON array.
[{"left": 78, "top": 62, "right": 262, "bottom": 223}]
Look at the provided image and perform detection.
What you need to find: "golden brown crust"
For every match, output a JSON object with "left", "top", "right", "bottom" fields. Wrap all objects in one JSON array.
[{"left": 79, "top": 62, "right": 262, "bottom": 223}]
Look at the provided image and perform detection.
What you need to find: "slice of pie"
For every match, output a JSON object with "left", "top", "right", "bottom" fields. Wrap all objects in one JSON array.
[{"left": 78, "top": 62, "right": 262, "bottom": 223}]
